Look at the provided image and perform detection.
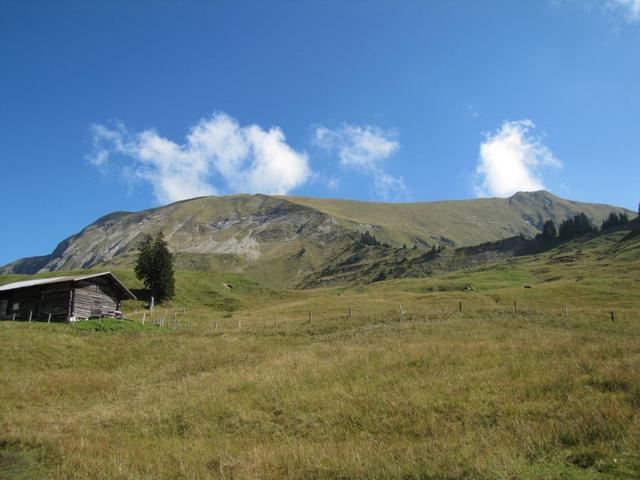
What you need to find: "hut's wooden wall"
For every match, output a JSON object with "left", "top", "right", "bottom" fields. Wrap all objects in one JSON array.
[
  {"left": 41, "top": 287, "right": 72, "bottom": 319},
  {"left": 72, "top": 280, "right": 119, "bottom": 318},
  {"left": 0, "top": 285, "right": 71, "bottom": 320},
  {"left": 0, "top": 289, "right": 39, "bottom": 319},
  {"left": 1, "top": 275, "right": 128, "bottom": 321}
]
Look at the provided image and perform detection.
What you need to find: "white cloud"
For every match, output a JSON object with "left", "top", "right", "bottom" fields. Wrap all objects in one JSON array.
[
  {"left": 313, "top": 124, "right": 406, "bottom": 199},
  {"left": 89, "top": 113, "right": 311, "bottom": 204},
  {"left": 552, "top": 0, "right": 640, "bottom": 24},
  {"left": 314, "top": 124, "right": 399, "bottom": 169},
  {"left": 609, "top": 0, "right": 640, "bottom": 22},
  {"left": 373, "top": 173, "right": 408, "bottom": 200},
  {"left": 474, "top": 120, "right": 561, "bottom": 198},
  {"left": 326, "top": 177, "right": 340, "bottom": 190}
]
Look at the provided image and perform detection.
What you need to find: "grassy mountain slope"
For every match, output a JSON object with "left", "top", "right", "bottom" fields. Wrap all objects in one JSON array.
[
  {"left": 1, "top": 191, "right": 631, "bottom": 290},
  {"left": 1, "top": 222, "right": 639, "bottom": 479},
  {"left": 2, "top": 220, "right": 638, "bottom": 318},
  {"left": 287, "top": 190, "right": 630, "bottom": 245}
]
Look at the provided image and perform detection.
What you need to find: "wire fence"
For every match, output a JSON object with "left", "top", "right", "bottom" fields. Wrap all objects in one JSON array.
[
  {"left": 3, "top": 302, "right": 636, "bottom": 333},
  {"left": 115, "top": 302, "right": 638, "bottom": 335}
]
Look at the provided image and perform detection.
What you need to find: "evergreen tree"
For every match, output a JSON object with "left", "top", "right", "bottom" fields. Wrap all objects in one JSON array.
[
  {"left": 151, "top": 232, "right": 175, "bottom": 301},
  {"left": 558, "top": 217, "right": 575, "bottom": 239},
  {"left": 541, "top": 220, "right": 557, "bottom": 241},
  {"left": 358, "top": 231, "right": 381, "bottom": 246},
  {"left": 573, "top": 213, "right": 594, "bottom": 235},
  {"left": 602, "top": 212, "right": 616, "bottom": 230},
  {"left": 135, "top": 232, "right": 175, "bottom": 303},
  {"left": 134, "top": 234, "right": 153, "bottom": 285},
  {"left": 559, "top": 213, "right": 596, "bottom": 239},
  {"left": 619, "top": 212, "right": 629, "bottom": 225},
  {"left": 601, "top": 212, "right": 629, "bottom": 230}
]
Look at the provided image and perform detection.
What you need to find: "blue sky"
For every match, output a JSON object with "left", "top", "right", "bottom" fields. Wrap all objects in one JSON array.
[{"left": 1, "top": 0, "right": 639, "bottom": 265}]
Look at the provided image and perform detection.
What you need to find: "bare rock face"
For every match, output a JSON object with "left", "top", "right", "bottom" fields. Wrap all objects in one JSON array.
[{"left": 1, "top": 195, "right": 355, "bottom": 277}]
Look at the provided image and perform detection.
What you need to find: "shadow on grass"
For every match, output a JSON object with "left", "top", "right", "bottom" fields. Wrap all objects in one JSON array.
[
  {"left": 130, "top": 288, "right": 150, "bottom": 304},
  {"left": 0, "top": 439, "right": 50, "bottom": 480}
]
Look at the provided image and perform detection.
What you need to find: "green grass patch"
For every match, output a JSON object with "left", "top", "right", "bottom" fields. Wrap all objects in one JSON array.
[{"left": 71, "top": 317, "right": 162, "bottom": 333}]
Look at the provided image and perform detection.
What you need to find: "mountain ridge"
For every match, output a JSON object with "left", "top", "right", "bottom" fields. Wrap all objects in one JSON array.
[{"left": 2, "top": 191, "right": 632, "bottom": 288}]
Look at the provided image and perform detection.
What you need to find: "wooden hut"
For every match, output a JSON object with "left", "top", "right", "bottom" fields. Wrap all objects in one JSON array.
[{"left": 0, "top": 272, "right": 136, "bottom": 322}]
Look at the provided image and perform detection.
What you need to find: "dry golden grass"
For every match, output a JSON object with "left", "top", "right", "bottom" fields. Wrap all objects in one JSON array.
[
  {"left": 1, "top": 308, "right": 639, "bottom": 479},
  {"left": 1, "top": 228, "right": 639, "bottom": 478}
]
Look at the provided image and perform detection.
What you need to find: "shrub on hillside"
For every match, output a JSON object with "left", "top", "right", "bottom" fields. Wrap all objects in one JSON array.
[{"left": 358, "top": 231, "right": 381, "bottom": 246}]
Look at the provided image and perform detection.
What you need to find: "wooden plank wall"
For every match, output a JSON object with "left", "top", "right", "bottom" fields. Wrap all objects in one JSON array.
[
  {"left": 0, "top": 285, "right": 71, "bottom": 320},
  {"left": 1, "top": 276, "right": 126, "bottom": 321},
  {"left": 73, "top": 280, "right": 118, "bottom": 318},
  {"left": 0, "top": 289, "right": 39, "bottom": 319},
  {"left": 41, "top": 287, "right": 72, "bottom": 319}
]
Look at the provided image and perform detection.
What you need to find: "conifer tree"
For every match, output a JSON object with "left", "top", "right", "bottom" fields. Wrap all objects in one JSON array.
[
  {"left": 559, "top": 213, "right": 596, "bottom": 239},
  {"left": 619, "top": 212, "right": 629, "bottom": 225},
  {"left": 151, "top": 232, "right": 175, "bottom": 301},
  {"left": 558, "top": 217, "right": 575, "bottom": 239},
  {"left": 358, "top": 231, "right": 381, "bottom": 246},
  {"left": 601, "top": 212, "right": 629, "bottom": 230},
  {"left": 602, "top": 212, "right": 617, "bottom": 230},
  {"left": 541, "top": 220, "right": 557, "bottom": 241},
  {"left": 135, "top": 232, "right": 175, "bottom": 303},
  {"left": 134, "top": 234, "right": 153, "bottom": 285}
]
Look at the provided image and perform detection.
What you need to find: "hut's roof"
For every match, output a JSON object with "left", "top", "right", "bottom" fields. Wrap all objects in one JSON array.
[{"left": 0, "top": 272, "right": 136, "bottom": 299}]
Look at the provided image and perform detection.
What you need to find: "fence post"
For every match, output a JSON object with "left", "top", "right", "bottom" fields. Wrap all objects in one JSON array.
[
  {"left": 142, "top": 312, "right": 146, "bottom": 325},
  {"left": 11, "top": 313, "right": 15, "bottom": 321},
  {"left": 348, "top": 307, "right": 352, "bottom": 318},
  {"left": 459, "top": 301, "right": 462, "bottom": 313},
  {"left": 513, "top": 300, "right": 518, "bottom": 314},
  {"left": 47, "top": 313, "right": 51, "bottom": 324},
  {"left": 399, "top": 304, "right": 404, "bottom": 316},
  {"left": 564, "top": 305, "right": 568, "bottom": 317},
  {"left": 238, "top": 319, "right": 241, "bottom": 330},
  {"left": 610, "top": 311, "right": 615, "bottom": 322},
  {"left": 29, "top": 310, "right": 32, "bottom": 322},
  {"left": 274, "top": 315, "right": 278, "bottom": 327},
  {"left": 308, "top": 312, "right": 313, "bottom": 323}
]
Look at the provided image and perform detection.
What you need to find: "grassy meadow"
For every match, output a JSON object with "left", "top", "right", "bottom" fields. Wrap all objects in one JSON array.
[{"left": 1, "top": 228, "right": 639, "bottom": 479}]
